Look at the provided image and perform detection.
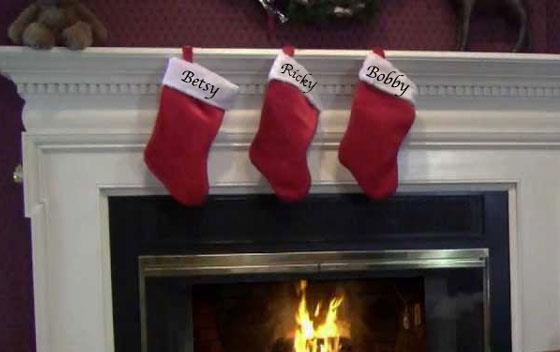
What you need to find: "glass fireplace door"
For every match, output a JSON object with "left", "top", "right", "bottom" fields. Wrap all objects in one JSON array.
[{"left": 139, "top": 249, "right": 489, "bottom": 352}]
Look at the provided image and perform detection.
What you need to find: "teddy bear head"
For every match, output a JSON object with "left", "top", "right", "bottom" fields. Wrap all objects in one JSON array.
[
  {"left": 37, "top": 0, "right": 79, "bottom": 6},
  {"left": 37, "top": 0, "right": 60, "bottom": 5}
]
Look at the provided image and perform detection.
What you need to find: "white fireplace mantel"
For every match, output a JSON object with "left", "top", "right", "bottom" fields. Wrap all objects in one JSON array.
[{"left": 2, "top": 46, "right": 560, "bottom": 352}]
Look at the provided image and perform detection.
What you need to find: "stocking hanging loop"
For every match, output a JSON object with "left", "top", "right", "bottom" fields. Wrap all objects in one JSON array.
[
  {"left": 371, "top": 47, "right": 385, "bottom": 58},
  {"left": 282, "top": 45, "right": 295, "bottom": 57},
  {"left": 182, "top": 46, "right": 193, "bottom": 62}
]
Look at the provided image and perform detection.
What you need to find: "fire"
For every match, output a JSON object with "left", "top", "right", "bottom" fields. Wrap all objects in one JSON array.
[{"left": 293, "top": 280, "right": 349, "bottom": 352}]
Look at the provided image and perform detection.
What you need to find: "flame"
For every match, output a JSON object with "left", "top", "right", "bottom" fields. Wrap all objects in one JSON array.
[{"left": 293, "top": 280, "right": 348, "bottom": 352}]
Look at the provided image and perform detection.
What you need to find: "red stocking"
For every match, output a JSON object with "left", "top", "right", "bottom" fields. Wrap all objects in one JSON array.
[
  {"left": 250, "top": 46, "right": 321, "bottom": 202},
  {"left": 339, "top": 48, "right": 417, "bottom": 199},
  {"left": 144, "top": 47, "right": 239, "bottom": 206}
]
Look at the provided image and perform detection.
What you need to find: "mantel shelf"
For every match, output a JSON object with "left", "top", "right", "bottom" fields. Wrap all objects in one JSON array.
[{"left": 1, "top": 46, "right": 560, "bottom": 147}]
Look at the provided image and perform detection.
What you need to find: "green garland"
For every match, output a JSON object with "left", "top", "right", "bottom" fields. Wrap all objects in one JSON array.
[{"left": 285, "top": 0, "right": 379, "bottom": 24}]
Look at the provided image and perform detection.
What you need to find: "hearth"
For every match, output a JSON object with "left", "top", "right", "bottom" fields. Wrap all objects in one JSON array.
[{"left": 109, "top": 192, "right": 509, "bottom": 352}]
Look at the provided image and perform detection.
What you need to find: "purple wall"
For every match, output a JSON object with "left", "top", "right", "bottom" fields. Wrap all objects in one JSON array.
[
  {"left": 1, "top": 0, "right": 560, "bottom": 350},
  {"left": 4, "top": 0, "right": 560, "bottom": 51},
  {"left": 0, "top": 81, "right": 34, "bottom": 352},
  {"left": 0, "top": 2, "right": 35, "bottom": 352},
  {"left": 38, "top": 0, "right": 560, "bottom": 52}
]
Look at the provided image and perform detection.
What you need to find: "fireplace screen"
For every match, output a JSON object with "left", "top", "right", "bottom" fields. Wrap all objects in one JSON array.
[{"left": 139, "top": 250, "right": 489, "bottom": 352}]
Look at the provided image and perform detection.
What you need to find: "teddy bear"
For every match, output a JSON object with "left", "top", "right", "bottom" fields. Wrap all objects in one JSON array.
[{"left": 8, "top": 0, "right": 107, "bottom": 50}]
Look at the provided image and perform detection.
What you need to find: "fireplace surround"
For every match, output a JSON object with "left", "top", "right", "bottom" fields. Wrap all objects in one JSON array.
[
  {"left": 2, "top": 47, "right": 560, "bottom": 352},
  {"left": 109, "top": 193, "right": 508, "bottom": 352}
]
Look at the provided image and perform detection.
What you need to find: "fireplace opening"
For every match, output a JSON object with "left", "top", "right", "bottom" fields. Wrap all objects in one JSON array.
[
  {"left": 139, "top": 250, "right": 487, "bottom": 352},
  {"left": 109, "top": 193, "right": 510, "bottom": 352},
  {"left": 191, "top": 278, "right": 425, "bottom": 352}
]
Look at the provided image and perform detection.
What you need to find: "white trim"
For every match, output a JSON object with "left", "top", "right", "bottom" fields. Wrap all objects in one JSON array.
[
  {"left": 2, "top": 47, "right": 560, "bottom": 352},
  {"left": 358, "top": 52, "right": 416, "bottom": 104},
  {"left": 507, "top": 185, "right": 522, "bottom": 351},
  {"left": 97, "top": 190, "right": 115, "bottom": 352},
  {"left": 162, "top": 57, "right": 239, "bottom": 110},
  {"left": 268, "top": 52, "right": 322, "bottom": 110}
]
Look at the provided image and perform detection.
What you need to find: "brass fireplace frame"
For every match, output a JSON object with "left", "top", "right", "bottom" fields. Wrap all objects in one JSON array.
[{"left": 138, "top": 249, "right": 490, "bottom": 352}]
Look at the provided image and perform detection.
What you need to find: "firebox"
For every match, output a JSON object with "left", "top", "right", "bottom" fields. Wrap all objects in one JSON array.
[{"left": 109, "top": 192, "right": 510, "bottom": 352}]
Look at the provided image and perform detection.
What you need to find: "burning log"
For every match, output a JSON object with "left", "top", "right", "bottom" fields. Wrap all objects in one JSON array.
[
  {"left": 271, "top": 338, "right": 293, "bottom": 352},
  {"left": 271, "top": 337, "right": 353, "bottom": 352}
]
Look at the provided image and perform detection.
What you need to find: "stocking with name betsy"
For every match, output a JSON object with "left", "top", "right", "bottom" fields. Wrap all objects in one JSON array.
[{"left": 144, "top": 47, "right": 239, "bottom": 206}]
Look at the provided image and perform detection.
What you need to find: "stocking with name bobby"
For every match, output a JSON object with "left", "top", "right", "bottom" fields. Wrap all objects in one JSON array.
[
  {"left": 339, "top": 48, "right": 417, "bottom": 199},
  {"left": 250, "top": 46, "right": 321, "bottom": 202},
  {"left": 144, "top": 47, "right": 239, "bottom": 206}
]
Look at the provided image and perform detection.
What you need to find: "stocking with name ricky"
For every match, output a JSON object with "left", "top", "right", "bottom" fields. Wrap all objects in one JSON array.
[
  {"left": 250, "top": 46, "right": 321, "bottom": 202},
  {"left": 144, "top": 47, "right": 239, "bottom": 206}
]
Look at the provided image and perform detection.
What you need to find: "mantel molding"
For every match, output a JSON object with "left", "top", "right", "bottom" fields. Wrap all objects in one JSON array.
[
  {"left": 1, "top": 46, "right": 560, "bottom": 148},
  {"left": 3, "top": 47, "right": 560, "bottom": 99}
]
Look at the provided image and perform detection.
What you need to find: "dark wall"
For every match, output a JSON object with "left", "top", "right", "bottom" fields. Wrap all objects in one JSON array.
[
  {"left": 0, "top": 1, "right": 32, "bottom": 351},
  {"left": 0, "top": 2, "right": 35, "bottom": 350},
  {"left": 0, "top": 0, "right": 559, "bottom": 351},
  {"left": 0, "top": 60, "right": 35, "bottom": 352},
  {"left": 88, "top": 0, "right": 557, "bottom": 52},
  {"left": 2, "top": 0, "right": 560, "bottom": 51}
]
